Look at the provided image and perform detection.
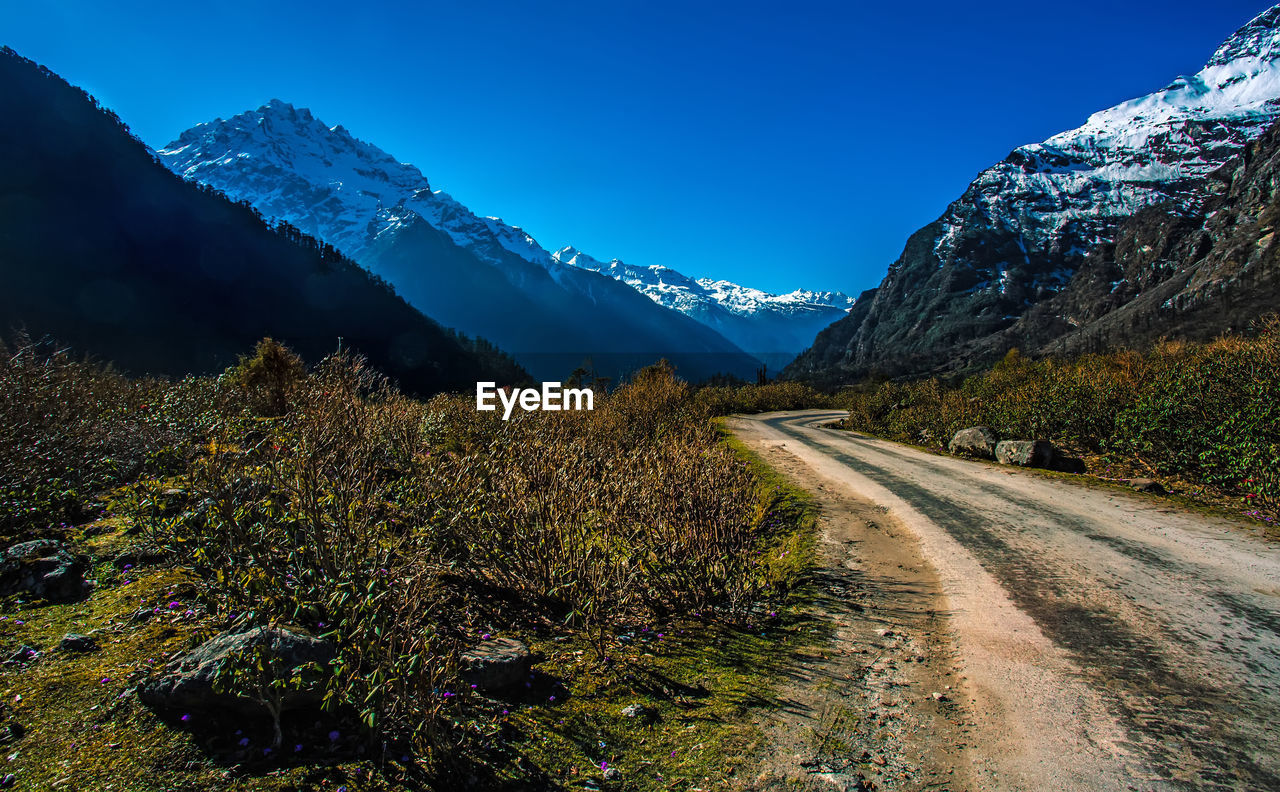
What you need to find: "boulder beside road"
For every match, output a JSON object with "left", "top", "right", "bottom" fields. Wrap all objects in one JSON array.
[
  {"left": 948, "top": 427, "right": 999, "bottom": 459},
  {"left": 995, "top": 440, "right": 1056, "bottom": 469}
]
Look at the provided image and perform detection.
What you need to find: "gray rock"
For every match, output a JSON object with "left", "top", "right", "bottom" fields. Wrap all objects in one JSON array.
[
  {"left": 621, "top": 703, "right": 656, "bottom": 721},
  {"left": 138, "top": 626, "right": 334, "bottom": 716},
  {"left": 460, "top": 637, "right": 530, "bottom": 692},
  {"left": 0, "top": 540, "right": 87, "bottom": 601},
  {"left": 603, "top": 766, "right": 622, "bottom": 783},
  {"left": 129, "top": 606, "right": 155, "bottom": 624},
  {"left": 59, "top": 633, "right": 97, "bottom": 652},
  {"left": 4, "top": 645, "right": 39, "bottom": 665},
  {"left": 4, "top": 539, "right": 63, "bottom": 559},
  {"left": 1129, "top": 478, "right": 1166, "bottom": 494},
  {"left": 948, "top": 426, "right": 999, "bottom": 458},
  {"left": 995, "top": 440, "right": 1056, "bottom": 468}
]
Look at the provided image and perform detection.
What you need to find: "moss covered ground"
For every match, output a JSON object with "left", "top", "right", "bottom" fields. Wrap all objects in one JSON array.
[{"left": 1, "top": 435, "right": 825, "bottom": 791}]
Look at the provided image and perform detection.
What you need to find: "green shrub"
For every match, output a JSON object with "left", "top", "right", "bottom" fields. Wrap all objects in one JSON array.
[{"left": 835, "top": 318, "right": 1280, "bottom": 518}]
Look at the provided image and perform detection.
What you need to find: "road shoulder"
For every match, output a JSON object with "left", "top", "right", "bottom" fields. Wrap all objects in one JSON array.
[{"left": 727, "top": 416, "right": 976, "bottom": 792}]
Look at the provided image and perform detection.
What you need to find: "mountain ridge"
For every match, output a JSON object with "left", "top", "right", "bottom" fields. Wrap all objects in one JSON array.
[
  {"left": 786, "top": 3, "right": 1280, "bottom": 383},
  {"left": 550, "top": 246, "right": 855, "bottom": 370},
  {"left": 0, "top": 48, "right": 526, "bottom": 393},
  {"left": 159, "top": 101, "right": 767, "bottom": 381},
  {"left": 159, "top": 101, "right": 851, "bottom": 376}
]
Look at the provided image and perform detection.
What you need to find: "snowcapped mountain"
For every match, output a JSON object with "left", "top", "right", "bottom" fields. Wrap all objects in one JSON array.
[
  {"left": 157, "top": 101, "right": 762, "bottom": 381},
  {"left": 0, "top": 48, "right": 527, "bottom": 394},
  {"left": 788, "top": 3, "right": 1280, "bottom": 382},
  {"left": 160, "top": 100, "right": 576, "bottom": 286},
  {"left": 551, "top": 246, "right": 855, "bottom": 369}
]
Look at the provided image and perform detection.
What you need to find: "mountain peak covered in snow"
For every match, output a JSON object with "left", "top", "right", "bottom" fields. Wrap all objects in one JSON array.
[
  {"left": 1207, "top": 4, "right": 1280, "bottom": 67},
  {"left": 160, "top": 101, "right": 856, "bottom": 372},
  {"left": 787, "top": 2, "right": 1280, "bottom": 382},
  {"left": 550, "top": 246, "right": 855, "bottom": 366}
]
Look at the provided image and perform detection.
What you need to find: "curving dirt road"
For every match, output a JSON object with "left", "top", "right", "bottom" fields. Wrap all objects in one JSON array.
[{"left": 727, "top": 410, "right": 1280, "bottom": 792}]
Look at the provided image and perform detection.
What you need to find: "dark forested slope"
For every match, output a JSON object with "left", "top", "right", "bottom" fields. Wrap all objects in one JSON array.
[{"left": 0, "top": 47, "right": 525, "bottom": 392}]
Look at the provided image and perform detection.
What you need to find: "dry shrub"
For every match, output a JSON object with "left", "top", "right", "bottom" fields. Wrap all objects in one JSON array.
[
  {"left": 169, "top": 352, "right": 457, "bottom": 756},
  {"left": 0, "top": 333, "right": 214, "bottom": 540},
  {"left": 147, "top": 347, "right": 798, "bottom": 764},
  {"left": 427, "top": 361, "right": 769, "bottom": 657},
  {"left": 695, "top": 380, "right": 830, "bottom": 416}
]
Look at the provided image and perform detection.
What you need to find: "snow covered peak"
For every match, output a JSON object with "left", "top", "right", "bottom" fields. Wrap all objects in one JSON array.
[
  {"left": 1040, "top": 6, "right": 1280, "bottom": 159},
  {"left": 551, "top": 245, "right": 854, "bottom": 319},
  {"left": 160, "top": 101, "right": 854, "bottom": 367},
  {"left": 158, "top": 102, "right": 574, "bottom": 274},
  {"left": 1207, "top": 4, "right": 1280, "bottom": 67},
  {"left": 696, "top": 279, "right": 856, "bottom": 315},
  {"left": 928, "top": 4, "right": 1280, "bottom": 278},
  {"left": 548, "top": 244, "right": 854, "bottom": 363}
]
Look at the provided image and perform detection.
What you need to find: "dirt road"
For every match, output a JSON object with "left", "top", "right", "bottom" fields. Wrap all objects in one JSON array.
[{"left": 727, "top": 411, "right": 1280, "bottom": 792}]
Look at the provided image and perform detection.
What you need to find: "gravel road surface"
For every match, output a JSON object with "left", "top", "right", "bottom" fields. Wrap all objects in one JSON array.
[{"left": 727, "top": 411, "right": 1280, "bottom": 792}]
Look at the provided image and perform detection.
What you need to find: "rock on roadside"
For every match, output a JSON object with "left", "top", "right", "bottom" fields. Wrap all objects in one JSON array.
[
  {"left": 995, "top": 440, "right": 1056, "bottom": 469},
  {"left": 1129, "top": 478, "right": 1166, "bottom": 494},
  {"left": 948, "top": 427, "right": 1000, "bottom": 459},
  {"left": 138, "top": 626, "right": 334, "bottom": 716}
]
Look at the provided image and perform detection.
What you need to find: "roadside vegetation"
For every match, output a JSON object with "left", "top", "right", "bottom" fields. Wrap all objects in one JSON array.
[
  {"left": 689, "top": 319, "right": 1280, "bottom": 525},
  {"left": 0, "top": 337, "right": 818, "bottom": 790},
  {"left": 693, "top": 381, "right": 830, "bottom": 417},
  {"left": 835, "top": 318, "right": 1280, "bottom": 523}
]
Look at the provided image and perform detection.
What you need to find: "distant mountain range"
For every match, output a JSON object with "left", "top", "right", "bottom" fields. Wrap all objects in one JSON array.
[
  {"left": 787, "top": 4, "right": 1280, "bottom": 383},
  {"left": 157, "top": 101, "right": 851, "bottom": 379},
  {"left": 0, "top": 47, "right": 525, "bottom": 393},
  {"left": 550, "top": 246, "right": 854, "bottom": 371}
]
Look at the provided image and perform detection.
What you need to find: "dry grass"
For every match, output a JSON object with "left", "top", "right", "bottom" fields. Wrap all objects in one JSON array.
[{"left": 0, "top": 341, "right": 818, "bottom": 788}]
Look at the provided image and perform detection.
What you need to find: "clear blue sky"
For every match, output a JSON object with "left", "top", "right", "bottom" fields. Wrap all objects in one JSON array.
[{"left": 2, "top": 1, "right": 1272, "bottom": 295}]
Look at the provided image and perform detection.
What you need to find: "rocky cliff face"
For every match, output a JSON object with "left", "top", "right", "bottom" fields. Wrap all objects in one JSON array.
[
  {"left": 787, "top": 4, "right": 1280, "bottom": 383},
  {"left": 990, "top": 117, "right": 1280, "bottom": 359}
]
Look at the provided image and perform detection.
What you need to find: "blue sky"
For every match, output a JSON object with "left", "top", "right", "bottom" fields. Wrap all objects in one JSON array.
[{"left": 2, "top": 1, "right": 1272, "bottom": 294}]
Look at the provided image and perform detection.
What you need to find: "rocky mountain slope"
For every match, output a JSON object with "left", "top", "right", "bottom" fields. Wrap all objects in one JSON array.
[
  {"left": 787, "top": 4, "right": 1280, "bottom": 383},
  {"left": 551, "top": 246, "right": 855, "bottom": 370},
  {"left": 157, "top": 102, "right": 762, "bottom": 382},
  {"left": 990, "top": 115, "right": 1280, "bottom": 361},
  {"left": 0, "top": 48, "right": 524, "bottom": 393}
]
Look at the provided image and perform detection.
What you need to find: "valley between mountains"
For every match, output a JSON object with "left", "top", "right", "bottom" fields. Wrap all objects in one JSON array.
[
  {"left": 4, "top": 2, "right": 1280, "bottom": 791},
  {"left": 728, "top": 411, "right": 1280, "bottom": 792}
]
